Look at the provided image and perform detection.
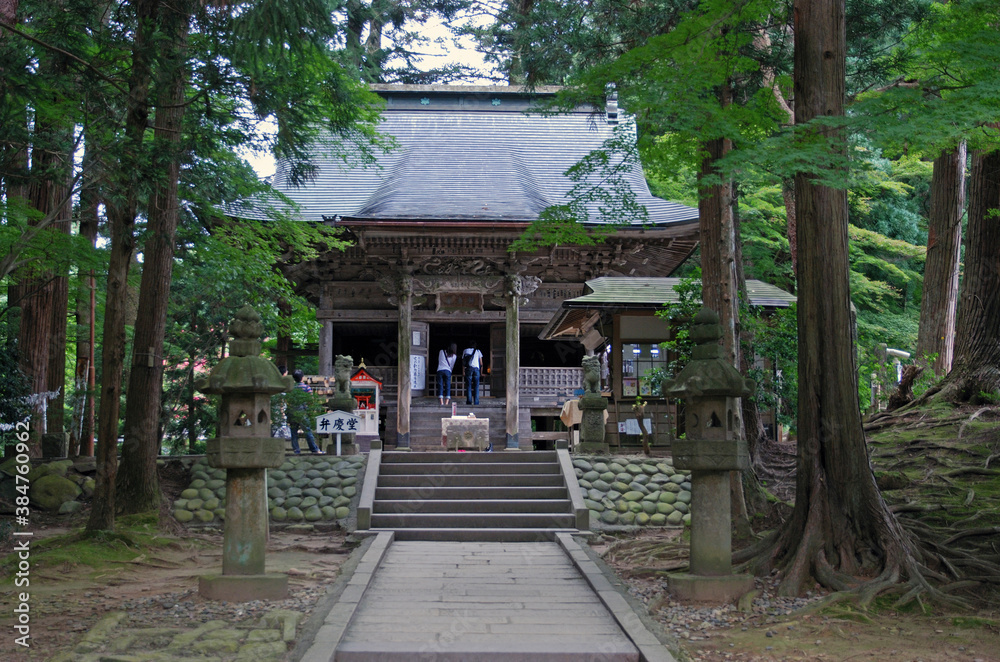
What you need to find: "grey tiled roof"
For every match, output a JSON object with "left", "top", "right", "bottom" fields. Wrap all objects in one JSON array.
[
  {"left": 539, "top": 277, "right": 795, "bottom": 341},
  {"left": 567, "top": 277, "right": 797, "bottom": 308},
  {"left": 232, "top": 85, "right": 699, "bottom": 226}
]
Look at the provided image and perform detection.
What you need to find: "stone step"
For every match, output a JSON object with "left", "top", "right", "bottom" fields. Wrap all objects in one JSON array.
[
  {"left": 368, "top": 512, "right": 578, "bottom": 529},
  {"left": 381, "top": 451, "right": 557, "bottom": 463},
  {"left": 374, "top": 486, "right": 569, "bottom": 501},
  {"left": 376, "top": 473, "right": 565, "bottom": 488},
  {"left": 379, "top": 461, "right": 560, "bottom": 475},
  {"left": 373, "top": 499, "right": 571, "bottom": 514},
  {"left": 368, "top": 527, "right": 580, "bottom": 542}
]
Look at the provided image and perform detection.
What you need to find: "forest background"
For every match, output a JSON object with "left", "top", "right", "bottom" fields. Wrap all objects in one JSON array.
[{"left": 1, "top": 0, "right": 998, "bottom": 599}]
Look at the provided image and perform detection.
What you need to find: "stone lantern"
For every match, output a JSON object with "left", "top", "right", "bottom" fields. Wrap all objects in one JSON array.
[
  {"left": 196, "top": 306, "right": 294, "bottom": 601},
  {"left": 662, "top": 306, "right": 755, "bottom": 602}
]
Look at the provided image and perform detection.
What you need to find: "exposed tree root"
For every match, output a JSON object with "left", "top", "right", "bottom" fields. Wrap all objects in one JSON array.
[
  {"left": 957, "top": 406, "right": 992, "bottom": 439},
  {"left": 864, "top": 405, "right": 1000, "bottom": 434},
  {"left": 945, "top": 467, "right": 1000, "bottom": 478}
]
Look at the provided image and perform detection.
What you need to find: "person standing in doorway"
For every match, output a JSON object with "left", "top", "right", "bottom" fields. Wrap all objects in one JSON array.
[
  {"left": 437, "top": 343, "right": 458, "bottom": 405},
  {"left": 289, "top": 369, "right": 324, "bottom": 454},
  {"left": 463, "top": 341, "right": 484, "bottom": 406}
]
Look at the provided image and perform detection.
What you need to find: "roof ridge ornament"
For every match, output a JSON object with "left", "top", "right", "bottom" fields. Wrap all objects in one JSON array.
[{"left": 606, "top": 83, "right": 619, "bottom": 126}]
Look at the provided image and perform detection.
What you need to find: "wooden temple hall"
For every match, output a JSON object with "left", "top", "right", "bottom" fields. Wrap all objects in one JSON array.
[{"left": 239, "top": 84, "right": 727, "bottom": 451}]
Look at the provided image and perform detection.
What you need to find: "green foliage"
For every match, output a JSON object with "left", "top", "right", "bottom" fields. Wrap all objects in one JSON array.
[
  {"left": 852, "top": 0, "right": 1000, "bottom": 156},
  {"left": 654, "top": 270, "right": 702, "bottom": 378},
  {"left": 285, "top": 384, "right": 326, "bottom": 426},
  {"left": 0, "top": 319, "right": 30, "bottom": 450},
  {"left": 743, "top": 304, "right": 798, "bottom": 429}
]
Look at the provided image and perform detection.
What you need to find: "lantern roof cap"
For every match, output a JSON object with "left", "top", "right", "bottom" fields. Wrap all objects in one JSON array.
[
  {"left": 197, "top": 306, "right": 294, "bottom": 395},
  {"left": 662, "top": 307, "right": 755, "bottom": 398}
]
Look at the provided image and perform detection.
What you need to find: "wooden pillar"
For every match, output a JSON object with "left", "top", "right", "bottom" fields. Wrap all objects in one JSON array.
[
  {"left": 318, "top": 320, "right": 333, "bottom": 376},
  {"left": 395, "top": 276, "right": 413, "bottom": 449},
  {"left": 505, "top": 275, "right": 520, "bottom": 450}
]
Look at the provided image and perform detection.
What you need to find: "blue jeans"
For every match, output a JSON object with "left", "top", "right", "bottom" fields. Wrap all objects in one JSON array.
[
  {"left": 290, "top": 420, "right": 319, "bottom": 453},
  {"left": 437, "top": 369, "right": 452, "bottom": 400},
  {"left": 465, "top": 368, "right": 480, "bottom": 405}
]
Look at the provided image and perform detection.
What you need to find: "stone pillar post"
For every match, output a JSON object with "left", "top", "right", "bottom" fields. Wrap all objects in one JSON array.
[
  {"left": 318, "top": 320, "right": 334, "bottom": 376},
  {"left": 504, "top": 275, "right": 521, "bottom": 450},
  {"left": 395, "top": 275, "right": 413, "bottom": 449},
  {"left": 196, "top": 306, "right": 292, "bottom": 602},
  {"left": 689, "top": 471, "right": 733, "bottom": 575},
  {"left": 223, "top": 468, "right": 268, "bottom": 575},
  {"left": 578, "top": 355, "right": 609, "bottom": 453}
]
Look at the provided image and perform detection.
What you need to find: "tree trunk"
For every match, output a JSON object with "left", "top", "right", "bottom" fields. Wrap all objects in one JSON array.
[
  {"left": 11, "top": 275, "right": 54, "bottom": 455},
  {"left": 928, "top": 146, "right": 1000, "bottom": 402},
  {"left": 698, "top": 126, "right": 756, "bottom": 536},
  {"left": 758, "top": 0, "right": 919, "bottom": 598},
  {"left": 46, "top": 210, "right": 71, "bottom": 441},
  {"left": 734, "top": 189, "right": 769, "bottom": 461},
  {"left": 507, "top": 0, "right": 536, "bottom": 85},
  {"left": 916, "top": 144, "right": 965, "bottom": 375},
  {"left": 345, "top": 0, "right": 365, "bottom": 73},
  {"left": 87, "top": 0, "right": 159, "bottom": 534},
  {"left": 274, "top": 297, "right": 293, "bottom": 371},
  {"left": 70, "top": 147, "right": 100, "bottom": 458},
  {"left": 117, "top": 0, "right": 191, "bottom": 515},
  {"left": 782, "top": 181, "right": 797, "bottom": 282},
  {"left": 11, "top": 34, "right": 75, "bottom": 453}
]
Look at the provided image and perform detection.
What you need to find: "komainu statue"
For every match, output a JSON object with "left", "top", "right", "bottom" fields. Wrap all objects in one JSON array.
[
  {"left": 334, "top": 355, "right": 353, "bottom": 397},
  {"left": 582, "top": 355, "right": 601, "bottom": 394}
]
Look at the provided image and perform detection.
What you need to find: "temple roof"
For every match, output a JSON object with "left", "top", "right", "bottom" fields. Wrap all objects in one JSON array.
[{"left": 233, "top": 85, "right": 700, "bottom": 227}]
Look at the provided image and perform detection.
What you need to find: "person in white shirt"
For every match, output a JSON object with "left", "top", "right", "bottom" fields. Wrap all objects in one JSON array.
[
  {"left": 462, "top": 341, "right": 484, "bottom": 405},
  {"left": 436, "top": 343, "right": 458, "bottom": 405}
]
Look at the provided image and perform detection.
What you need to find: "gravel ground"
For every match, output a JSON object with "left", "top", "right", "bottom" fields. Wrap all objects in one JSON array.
[{"left": 627, "top": 574, "right": 827, "bottom": 642}]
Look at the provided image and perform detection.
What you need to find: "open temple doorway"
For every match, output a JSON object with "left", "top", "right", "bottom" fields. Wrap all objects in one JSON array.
[{"left": 429, "top": 323, "right": 492, "bottom": 400}]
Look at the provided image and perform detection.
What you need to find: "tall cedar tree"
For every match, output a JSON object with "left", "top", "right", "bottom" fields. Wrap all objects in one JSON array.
[
  {"left": 916, "top": 144, "right": 965, "bottom": 375},
  {"left": 6, "top": 0, "right": 75, "bottom": 455},
  {"left": 925, "top": 145, "right": 1000, "bottom": 402},
  {"left": 752, "top": 0, "right": 923, "bottom": 599},
  {"left": 87, "top": 0, "right": 159, "bottom": 533},
  {"left": 116, "top": 0, "right": 192, "bottom": 514}
]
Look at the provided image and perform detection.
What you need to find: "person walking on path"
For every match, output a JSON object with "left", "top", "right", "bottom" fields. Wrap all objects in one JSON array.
[
  {"left": 289, "top": 369, "right": 324, "bottom": 454},
  {"left": 463, "top": 341, "right": 484, "bottom": 406},
  {"left": 437, "top": 343, "right": 458, "bottom": 405}
]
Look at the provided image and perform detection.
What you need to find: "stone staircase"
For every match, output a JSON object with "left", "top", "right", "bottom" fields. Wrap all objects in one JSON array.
[{"left": 357, "top": 450, "right": 589, "bottom": 542}]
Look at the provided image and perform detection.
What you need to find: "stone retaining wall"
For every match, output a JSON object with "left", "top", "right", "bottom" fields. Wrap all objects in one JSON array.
[
  {"left": 172, "top": 455, "right": 366, "bottom": 526},
  {"left": 572, "top": 455, "right": 692, "bottom": 527}
]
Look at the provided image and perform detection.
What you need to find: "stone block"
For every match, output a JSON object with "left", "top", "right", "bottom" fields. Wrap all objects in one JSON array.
[
  {"left": 441, "top": 417, "right": 489, "bottom": 451},
  {"left": 199, "top": 573, "right": 288, "bottom": 602},
  {"left": 667, "top": 572, "right": 754, "bottom": 604}
]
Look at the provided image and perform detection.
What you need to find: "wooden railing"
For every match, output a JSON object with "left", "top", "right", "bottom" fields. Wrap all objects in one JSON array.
[
  {"left": 518, "top": 367, "right": 583, "bottom": 402},
  {"left": 309, "top": 366, "right": 581, "bottom": 404}
]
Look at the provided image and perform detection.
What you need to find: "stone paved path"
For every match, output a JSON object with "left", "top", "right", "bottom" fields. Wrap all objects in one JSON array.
[{"left": 303, "top": 534, "right": 676, "bottom": 661}]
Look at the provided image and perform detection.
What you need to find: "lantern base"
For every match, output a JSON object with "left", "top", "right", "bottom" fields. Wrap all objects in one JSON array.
[
  {"left": 667, "top": 572, "right": 754, "bottom": 604},
  {"left": 199, "top": 573, "right": 288, "bottom": 602}
]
